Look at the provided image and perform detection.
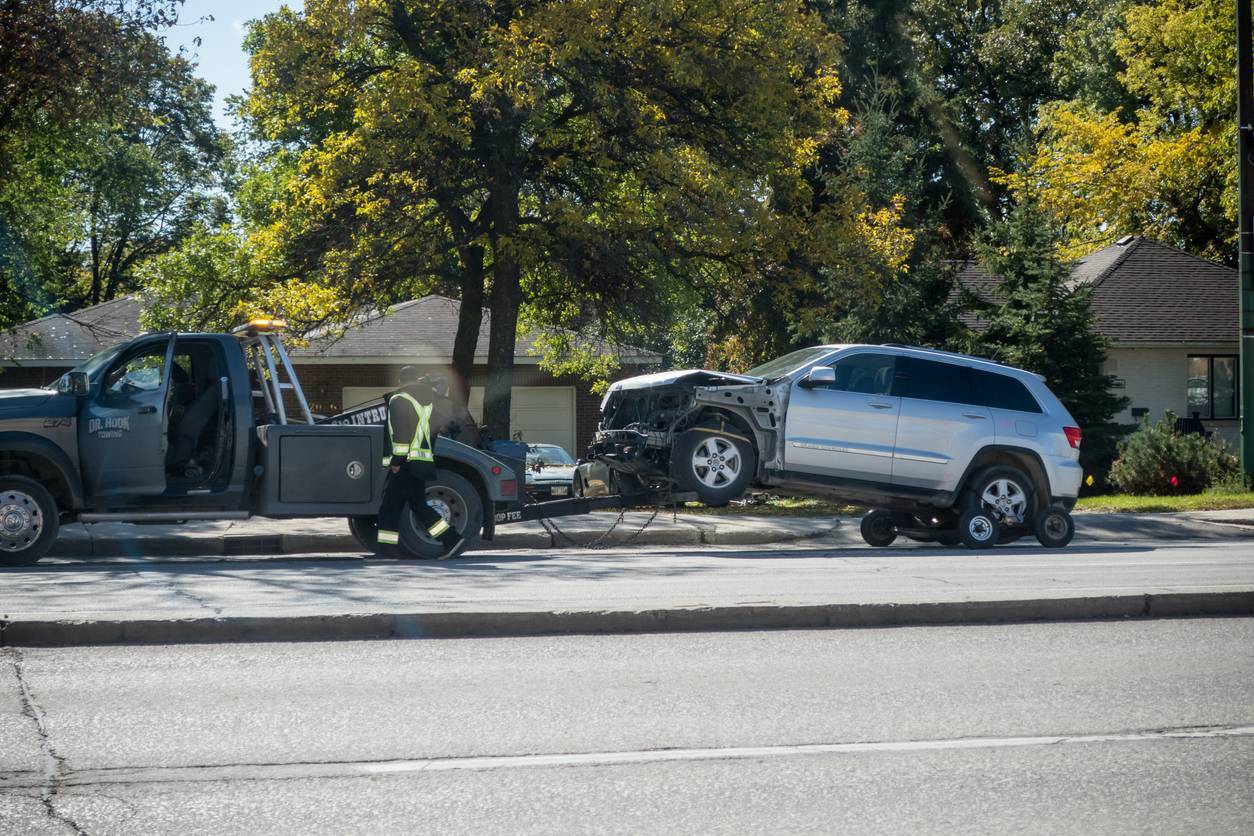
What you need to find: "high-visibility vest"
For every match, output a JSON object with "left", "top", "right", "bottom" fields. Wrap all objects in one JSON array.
[{"left": 385, "top": 392, "right": 435, "bottom": 465}]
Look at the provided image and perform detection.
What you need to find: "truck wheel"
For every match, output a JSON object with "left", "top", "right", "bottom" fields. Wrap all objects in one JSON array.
[
  {"left": 1033, "top": 507, "right": 1075, "bottom": 548},
  {"left": 347, "top": 516, "right": 378, "bottom": 551},
  {"left": 958, "top": 507, "right": 999, "bottom": 549},
  {"left": 0, "top": 476, "right": 59, "bottom": 566},
  {"left": 399, "top": 470, "right": 483, "bottom": 560},
  {"left": 674, "top": 428, "right": 755, "bottom": 506}
]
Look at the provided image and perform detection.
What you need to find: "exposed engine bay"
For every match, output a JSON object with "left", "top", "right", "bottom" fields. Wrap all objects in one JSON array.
[{"left": 582, "top": 369, "right": 789, "bottom": 497}]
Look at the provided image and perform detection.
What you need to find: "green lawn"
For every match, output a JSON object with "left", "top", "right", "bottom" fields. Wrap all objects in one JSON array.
[{"left": 1074, "top": 492, "right": 1254, "bottom": 513}]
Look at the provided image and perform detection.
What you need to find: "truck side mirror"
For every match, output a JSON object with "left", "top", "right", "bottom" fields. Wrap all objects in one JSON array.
[
  {"left": 63, "top": 371, "right": 90, "bottom": 397},
  {"left": 799, "top": 366, "right": 835, "bottom": 388}
]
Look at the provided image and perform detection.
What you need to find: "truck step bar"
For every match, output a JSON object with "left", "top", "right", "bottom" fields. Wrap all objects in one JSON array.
[{"left": 78, "top": 511, "right": 252, "bottom": 523}]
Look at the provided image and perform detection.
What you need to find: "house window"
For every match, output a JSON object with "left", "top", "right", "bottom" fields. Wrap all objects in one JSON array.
[{"left": 1187, "top": 356, "right": 1238, "bottom": 419}]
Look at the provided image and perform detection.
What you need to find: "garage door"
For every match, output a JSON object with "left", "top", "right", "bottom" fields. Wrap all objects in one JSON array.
[
  {"left": 468, "top": 386, "right": 576, "bottom": 456},
  {"left": 341, "top": 385, "right": 577, "bottom": 456}
]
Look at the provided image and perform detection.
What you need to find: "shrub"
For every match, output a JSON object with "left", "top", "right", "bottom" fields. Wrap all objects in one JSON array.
[{"left": 1108, "top": 412, "right": 1239, "bottom": 495}]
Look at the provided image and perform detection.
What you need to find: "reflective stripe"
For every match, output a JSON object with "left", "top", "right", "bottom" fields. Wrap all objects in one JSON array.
[
  {"left": 377, "top": 530, "right": 399, "bottom": 545},
  {"left": 392, "top": 443, "right": 410, "bottom": 455},
  {"left": 381, "top": 457, "right": 393, "bottom": 467},
  {"left": 428, "top": 518, "right": 451, "bottom": 537}
]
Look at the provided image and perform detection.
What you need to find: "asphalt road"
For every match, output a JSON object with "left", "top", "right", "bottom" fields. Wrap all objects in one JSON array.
[
  {"left": 3, "top": 537, "right": 1253, "bottom": 622},
  {"left": 3, "top": 618, "right": 1253, "bottom": 834}
]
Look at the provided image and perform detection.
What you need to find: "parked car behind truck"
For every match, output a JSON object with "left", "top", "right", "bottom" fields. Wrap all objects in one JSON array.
[
  {"left": 579, "top": 344, "right": 1083, "bottom": 548},
  {"left": 0, "top": 321, "right": 518, "bottom": 565}
]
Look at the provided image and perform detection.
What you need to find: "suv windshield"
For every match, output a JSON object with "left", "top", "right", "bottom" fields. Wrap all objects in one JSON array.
[{"left": 745, "top": 346, "right": 839, "bottom": 380}]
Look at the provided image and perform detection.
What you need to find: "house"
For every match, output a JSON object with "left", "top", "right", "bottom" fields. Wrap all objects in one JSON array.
[
  {"left": 958, "top": 237, "right": 1239, "bottom": 446},
  {"left": 0, "top": 295, "right": 660, "bottom": 455}
]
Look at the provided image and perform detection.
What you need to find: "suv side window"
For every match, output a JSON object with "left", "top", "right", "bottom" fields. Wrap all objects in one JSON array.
[
  {"left": 892, "top": 357, "right": 972, "bottom": 404},
  {"left": 825, "top": 353, "right": 896, "bottom": 395},
  {"left": 969, "top": 368, "right": 1042, "bottom": 413}
]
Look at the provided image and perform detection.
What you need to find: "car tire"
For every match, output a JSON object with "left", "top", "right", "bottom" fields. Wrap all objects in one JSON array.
[
  {"left": 674, "top": 427, "right": 756, "bottom": 506},
  {"left": 964, "top": 465, "right": 1034, "bottom": 528},
  {"left": 0, "top": 476, "right": 59, "bottom": 566},
  {"left": 398, "top": 469, "right": 483, "bottom": 560},
  {"left": 958, "top": 507, "right": 999, "bottom": 549},
  {"left": 1033, "top": 507, "right": 1075, "bottom": 548},
  {"left": 860, "top": 510, "right": 897, "bottom": 547}
]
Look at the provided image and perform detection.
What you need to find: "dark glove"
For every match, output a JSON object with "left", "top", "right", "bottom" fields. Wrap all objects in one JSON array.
[{"left": 389, "top": 455, "right": 406, "bottom": 469}]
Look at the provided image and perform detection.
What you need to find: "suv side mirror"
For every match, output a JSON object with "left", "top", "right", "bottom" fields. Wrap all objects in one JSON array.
[
  {"left": 63, "top": 371, "right": 90, "bottom": 397},
  {"left": 799, "top": 366, "right": 835, "bottom": 388}
]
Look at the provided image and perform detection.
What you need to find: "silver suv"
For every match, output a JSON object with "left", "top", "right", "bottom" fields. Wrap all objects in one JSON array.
[{"left": 583, "top": 344, "right": 1083, "bottom": 548}]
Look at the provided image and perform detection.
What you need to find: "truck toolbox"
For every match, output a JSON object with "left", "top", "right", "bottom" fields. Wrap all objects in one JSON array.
[{"left": 253, "top": 424, "right": 385, "bottom": 516}]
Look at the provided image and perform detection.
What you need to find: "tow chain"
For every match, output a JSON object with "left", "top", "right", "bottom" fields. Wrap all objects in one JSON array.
[{"left": 534, "top": 501, "right": 678, "bottom": 551}]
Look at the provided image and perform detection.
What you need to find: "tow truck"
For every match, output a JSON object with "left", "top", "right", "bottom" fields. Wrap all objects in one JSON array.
[{"left": 0, "top": 320, "right": 682, "bottom": 565}]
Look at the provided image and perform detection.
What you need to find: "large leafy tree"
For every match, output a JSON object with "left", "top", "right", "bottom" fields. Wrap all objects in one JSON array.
[
  {"left": 1006, "top": 0, "right": 1235, "bottom": 264},
  {"left": 238, "top": 0, "right": 907, "bottom": 435}
]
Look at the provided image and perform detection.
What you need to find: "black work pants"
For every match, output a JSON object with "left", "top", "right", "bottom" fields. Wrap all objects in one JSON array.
[{"left": 377, "top": 462, "right": 451, "bottom": 546}]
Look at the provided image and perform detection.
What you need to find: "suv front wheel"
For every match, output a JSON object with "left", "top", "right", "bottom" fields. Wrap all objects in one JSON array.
[{"left": 674, "top": 427, "right": 756, "bottom": 506}]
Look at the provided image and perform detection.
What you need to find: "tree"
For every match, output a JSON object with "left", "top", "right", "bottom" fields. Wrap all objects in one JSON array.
[
  {"left": 238, "top": 0, "right": 907, "bottom": 437},
  {"left": 1005, "top": 0, "right": 1235, "bottom": 264},
  {"left": 964, "top": 199, "right": 1130, "bottom": 482}
]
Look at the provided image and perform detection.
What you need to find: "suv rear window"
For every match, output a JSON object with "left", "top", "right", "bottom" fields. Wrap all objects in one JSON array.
[
  {"left": 892, "top": 357, "right": 971, "bottom": 404},
  {"left": 969, "top": 368, "right": 1042, "bottom": 413}
]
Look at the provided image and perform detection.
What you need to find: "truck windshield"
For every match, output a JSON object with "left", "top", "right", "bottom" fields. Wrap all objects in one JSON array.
[
  {"left": 744, "top": 346, "right": 839, "bottom": 380},
  {"left": 45, "top": 343, "right": 126, "bottom": 390}
]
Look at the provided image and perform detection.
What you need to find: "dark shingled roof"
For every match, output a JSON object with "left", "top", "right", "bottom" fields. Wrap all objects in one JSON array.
[
  {"left": 956, "top": 237, "right": 1237, "bottom": 345},
  {"left": 1, "top": 294, "right": 659, "bottom": 364},
  {"left": 0, "top": 297, "right": 141, "bottom": 362},
  {"left": 298, "top": 295, "right": 660, "bottom": 362}
]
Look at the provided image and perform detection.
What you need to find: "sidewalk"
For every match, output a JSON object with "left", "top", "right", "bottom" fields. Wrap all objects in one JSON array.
[
  {"left": 47, "top": 512, "right": 841, "bottom": 558},
  {"left": 45, "top": 507, "right": 1254, "bottom": 559}
]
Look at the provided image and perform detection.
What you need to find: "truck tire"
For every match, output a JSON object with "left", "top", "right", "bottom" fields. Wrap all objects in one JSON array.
[
  {"left": 674, "top": 427, "right": 755, "bottom": 507},
  {"left": 0, "top": 476, "right": 59, "bottom": 566},
  {"left": 399, "top": 470, "right": 483, "bottom": 560}
]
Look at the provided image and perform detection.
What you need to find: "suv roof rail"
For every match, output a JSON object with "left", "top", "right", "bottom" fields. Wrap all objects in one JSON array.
[{"left": 877, "top": 343, "right": 1011, "bottom": 368}]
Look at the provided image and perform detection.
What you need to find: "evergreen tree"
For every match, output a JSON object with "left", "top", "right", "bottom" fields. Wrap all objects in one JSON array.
[{"left": 967, "top": 199, "right": 1130, "bottom": 484}]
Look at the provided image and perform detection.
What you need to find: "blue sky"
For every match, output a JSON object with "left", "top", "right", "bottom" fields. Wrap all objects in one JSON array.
[{"left": 166, "top": 0, "right": 288, "bottom": 129}]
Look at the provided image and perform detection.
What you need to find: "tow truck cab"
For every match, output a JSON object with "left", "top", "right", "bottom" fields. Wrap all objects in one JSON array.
[{"left": 0, "top": 321, "right": 518, "bottom": 564}]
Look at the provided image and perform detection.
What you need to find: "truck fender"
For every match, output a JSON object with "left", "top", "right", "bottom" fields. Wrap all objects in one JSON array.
[{"left": 0, "top": 431, "right": 85, "bottom": 510}]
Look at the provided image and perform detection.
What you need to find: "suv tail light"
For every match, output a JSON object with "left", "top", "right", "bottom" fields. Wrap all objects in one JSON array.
[{"left": 1064, "top": 426, "right": 1082, "bottom": 449}]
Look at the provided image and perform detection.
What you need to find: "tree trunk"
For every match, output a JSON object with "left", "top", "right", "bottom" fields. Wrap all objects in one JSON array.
[
  {"left": 482, "top": 184, "right": 522, "bottom": 442},
  {"left": 450, "top": 243, "right": 485, "bottom": 407}
]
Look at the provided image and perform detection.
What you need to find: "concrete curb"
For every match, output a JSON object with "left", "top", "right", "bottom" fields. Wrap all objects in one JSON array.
[{"left": 5, "top": 591, "right": 1251, "bottom": 647}]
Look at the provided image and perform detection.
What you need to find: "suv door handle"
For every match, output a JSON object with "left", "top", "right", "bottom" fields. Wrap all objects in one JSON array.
[
  {"left": 868, "top": 402, "right": 894, "bottom": 410},
  {"left": 138, "top": 405, "right": 157, "bottom": 415},
  {"left": 962, "top": 412, "right": 986, "bottom": 420}
]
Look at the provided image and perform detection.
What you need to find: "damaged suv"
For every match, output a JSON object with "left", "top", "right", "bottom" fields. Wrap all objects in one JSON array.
[{"left": 580, "top": 344, "right": 1083, "bottom": 548}]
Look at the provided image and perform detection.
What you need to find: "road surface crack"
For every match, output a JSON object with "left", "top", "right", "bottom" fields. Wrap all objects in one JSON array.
[
  {"left": 134, "top": 570, "right": 222, "bottom": 616},
  {"left": 6, "top": 648, "right": 87, "bottom": 835}
]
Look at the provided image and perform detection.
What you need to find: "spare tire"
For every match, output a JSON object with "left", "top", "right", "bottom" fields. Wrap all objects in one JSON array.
[{"left": 673, "top": 426, "right": 756, "bottom": 506}]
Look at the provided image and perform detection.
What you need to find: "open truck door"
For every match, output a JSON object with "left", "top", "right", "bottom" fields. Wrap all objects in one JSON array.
[{"left": 77, "top": 333, "right": 176, "bottom": 502}]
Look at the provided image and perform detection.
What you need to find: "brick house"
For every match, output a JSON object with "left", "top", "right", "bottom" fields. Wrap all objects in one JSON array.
[
  {"left": 958, "top": 237, "right": 1239, "bottom": 446},
  {"left": 0, "top": 294, "right": 659, "bottom": 455}
]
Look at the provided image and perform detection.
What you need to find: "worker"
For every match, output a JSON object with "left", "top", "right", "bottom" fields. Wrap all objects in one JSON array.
[{"left": 376, "top": 366, "right": 461, "bottom": 557}]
